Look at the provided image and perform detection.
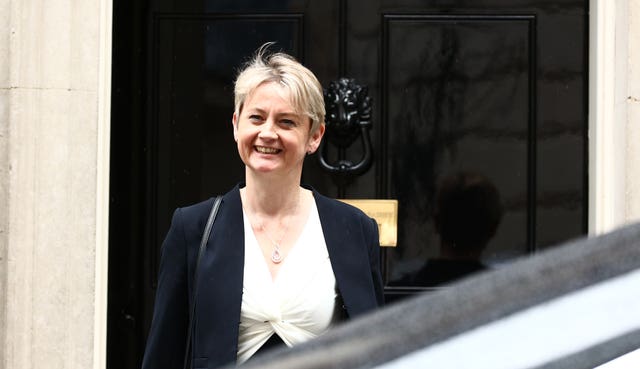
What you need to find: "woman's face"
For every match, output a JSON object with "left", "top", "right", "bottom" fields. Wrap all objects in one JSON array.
[{"left": 233, "top": 82, "right": 324, "bottom": 177}]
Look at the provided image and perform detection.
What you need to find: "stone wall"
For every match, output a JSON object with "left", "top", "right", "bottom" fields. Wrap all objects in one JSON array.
[
  {"left": 589, "top": 0, "right": 640, "bottom": 233},
  {"left": 628, "top": 0, "right": 640, "bottom": 222},
  {"left": 0, "top": 0, "right": 10, "bottom": 364},
  {"left": 0, "top": 0, "right": 111, "bottom": 368}
]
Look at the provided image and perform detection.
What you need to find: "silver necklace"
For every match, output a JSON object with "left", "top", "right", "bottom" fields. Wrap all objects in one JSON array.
[
  {"left": 260, "top": 222, "right": 288, "bottom": 263},
  {"left": 252, "top": 191, "right": 301, "bottom": 264}
]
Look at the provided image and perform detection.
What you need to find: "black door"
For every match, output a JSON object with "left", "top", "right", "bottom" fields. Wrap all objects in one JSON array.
[{"left": 109, "top": 0, "right": 587, "bottom": 367}]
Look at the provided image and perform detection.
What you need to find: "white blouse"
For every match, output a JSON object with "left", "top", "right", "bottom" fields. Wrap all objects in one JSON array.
[{"left": 237, "top": 200, "right": 337, "bottom": 364}]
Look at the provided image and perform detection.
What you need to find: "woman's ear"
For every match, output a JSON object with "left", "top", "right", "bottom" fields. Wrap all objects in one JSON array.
[
  {"left": 232, "top": 113, "right": 238, "bottom": 142},
  {"left": 306, "top": 123, "right": 325, "bottom": 154}
]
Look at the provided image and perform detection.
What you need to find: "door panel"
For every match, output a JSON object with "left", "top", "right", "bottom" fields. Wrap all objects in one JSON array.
[
  {"left": 152, "top": 14, "right": 304, "bottom": 284},
  {"left": 382, "top": 15, "right": 534, "bottom": 284},
  {"left": 109, "top": 0, "right": 587, "bottom": 367}
]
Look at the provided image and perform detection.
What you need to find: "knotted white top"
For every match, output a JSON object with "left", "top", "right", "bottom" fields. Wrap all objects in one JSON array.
[{"left": 237, "top": 200, "right": 337, "bottom": 363}]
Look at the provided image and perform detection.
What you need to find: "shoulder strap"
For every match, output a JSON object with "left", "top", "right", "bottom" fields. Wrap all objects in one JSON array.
[{"left": 183, "top": 196, "right": 222, "bottom": 369}]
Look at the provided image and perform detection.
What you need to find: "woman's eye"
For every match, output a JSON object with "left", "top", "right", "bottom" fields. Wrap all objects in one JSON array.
[
  {"left": 281, "top": 119, "right": 296, "bottom": 127},
  {"left": 249, "top": 115, "right": 263, "bottom": 122}
]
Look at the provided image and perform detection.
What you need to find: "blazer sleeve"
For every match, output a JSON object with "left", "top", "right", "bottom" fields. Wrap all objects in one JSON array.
[
  {"left": 142, "top": 208, "right": 190, "bottom": 369},
  {"left": 365, "top": 216, "right": 385, "bottom": 307}
]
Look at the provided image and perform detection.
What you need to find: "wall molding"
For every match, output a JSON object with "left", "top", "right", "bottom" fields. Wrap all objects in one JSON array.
[
  {"left": 94, "top": 0, "right": 113, "bottom": 368},
  {"left": 589, "top": 0, "right": 629, "bottom": 234}
]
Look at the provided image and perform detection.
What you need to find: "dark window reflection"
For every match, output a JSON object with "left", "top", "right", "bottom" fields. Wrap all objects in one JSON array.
[
  {"left": 384, "top": 18, "right": 530, "bottom": 287},
  {"left": 390, "top": 172, "right": 503, "bottom": 286}
]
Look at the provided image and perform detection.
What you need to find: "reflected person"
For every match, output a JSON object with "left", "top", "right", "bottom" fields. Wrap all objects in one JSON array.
[{"left": 411, "top": 172, "right": 503, "bottom": 286}]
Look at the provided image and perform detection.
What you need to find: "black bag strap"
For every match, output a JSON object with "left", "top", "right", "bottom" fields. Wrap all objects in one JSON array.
[{"left": 183, "top": 196, "right": 222, "bottom": 369}]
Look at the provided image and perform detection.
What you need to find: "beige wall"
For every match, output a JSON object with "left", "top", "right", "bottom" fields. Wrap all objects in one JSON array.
[
  {"left": 589, "top": 0, "right": 640, "bottom": 234},
  {"left": 628, "top": 0, "right": 640, "bottom": 222},
  {"left": 0, "top": 0, "right": 111, "bottom": 368},
  {"left": 0, "top": 0, "right": 9, "bottom": 365},
  {"left": 0, "top": 0, "right": 638, "bottom": 368}
]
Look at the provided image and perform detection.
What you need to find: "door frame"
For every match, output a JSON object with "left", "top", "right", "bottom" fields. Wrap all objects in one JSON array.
[
  {"left": 588, "top": 0, "right": 630, "bottom": 235},
  {"left": 95, "top": 0, "right": 627, "bottom": 367},
  {"left": 95, "top": 0, "right": 113, "bottom": 368}
]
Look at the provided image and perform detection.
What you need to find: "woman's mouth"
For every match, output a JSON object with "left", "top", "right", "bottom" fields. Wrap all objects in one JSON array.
[{"left": 255, "top": 146, "right": 281, "bottom": 154}]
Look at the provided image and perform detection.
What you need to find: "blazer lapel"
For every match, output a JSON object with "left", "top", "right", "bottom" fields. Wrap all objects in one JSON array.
[
  {"left": 194, "top": 185, "right": 245, "bottom": 367},
  {"left": 313, "top": 191, "right": 378, "bottom": 318}
]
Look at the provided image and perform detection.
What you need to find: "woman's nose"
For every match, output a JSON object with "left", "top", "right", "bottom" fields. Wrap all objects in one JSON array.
[{"left": 258, "top": 119, "right": 278, "bottom": 139}]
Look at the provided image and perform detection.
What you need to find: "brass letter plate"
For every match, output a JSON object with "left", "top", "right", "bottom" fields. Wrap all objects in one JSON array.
[{"left": 339, "top": 199, "right": 398, "bottom": 247}]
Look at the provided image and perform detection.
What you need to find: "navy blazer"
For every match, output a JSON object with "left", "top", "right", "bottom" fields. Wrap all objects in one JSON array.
[{"left": 142, "top": 185, "right": 384, "bottom": 369}]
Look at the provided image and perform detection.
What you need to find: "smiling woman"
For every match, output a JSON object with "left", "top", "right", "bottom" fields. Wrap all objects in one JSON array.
[
  {"left": 141, "top": 44, "right": 384, "bottom": 369},
  {"left": 233, "top": 81, "right": 323, "bottom": 178}
]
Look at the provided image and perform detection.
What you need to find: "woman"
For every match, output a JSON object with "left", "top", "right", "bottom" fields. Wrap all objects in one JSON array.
[{"left": 142, "top": 45, "right": 384, "bottom": 369}]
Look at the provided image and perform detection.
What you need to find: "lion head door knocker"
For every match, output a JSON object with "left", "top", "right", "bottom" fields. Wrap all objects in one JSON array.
[{"left": 318, "top": 78, "right": 373, "bottom": 186}]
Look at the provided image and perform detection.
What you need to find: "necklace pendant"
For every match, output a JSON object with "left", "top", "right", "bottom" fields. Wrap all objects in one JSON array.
[{"left": 271, "top": 245, "right": 283, "bottom": 264}]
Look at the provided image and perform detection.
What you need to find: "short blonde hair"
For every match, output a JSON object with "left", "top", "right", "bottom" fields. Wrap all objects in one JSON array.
[{"left": 234, "top": 43, "right": 325, "bottom": 134}]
